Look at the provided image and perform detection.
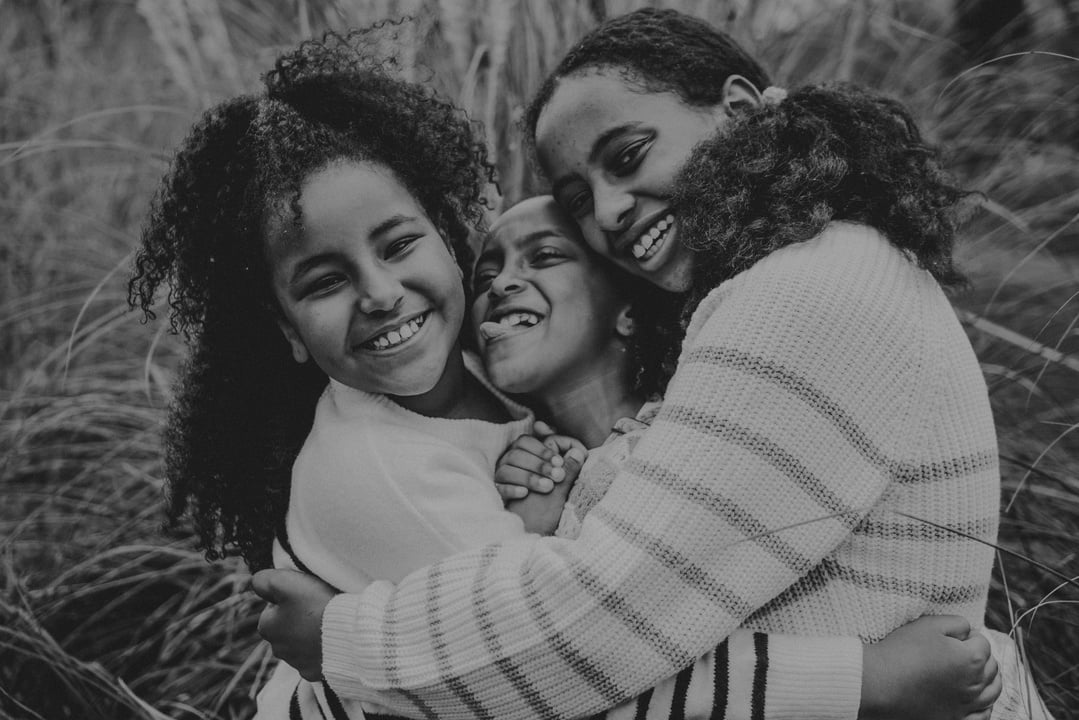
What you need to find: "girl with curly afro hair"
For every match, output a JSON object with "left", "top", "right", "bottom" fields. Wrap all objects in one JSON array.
[{"left": 249, "top": 8, "right": 1051, "bottom": 720}]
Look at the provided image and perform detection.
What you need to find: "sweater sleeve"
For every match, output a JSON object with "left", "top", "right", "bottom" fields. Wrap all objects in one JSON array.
[{"left": 321, "top": 227, "right": 928, "bottom": 720}]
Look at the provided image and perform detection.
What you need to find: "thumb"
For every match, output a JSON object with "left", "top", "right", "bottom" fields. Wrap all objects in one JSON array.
[
  {"left": 934, "top": 614, "right": 973, "bottom": 640},
  {"left": 533, "top": 420, "right": 556, "bottom": 439},
  {"left": 250, "top": 568, "right": 289, "bottom": 604}
]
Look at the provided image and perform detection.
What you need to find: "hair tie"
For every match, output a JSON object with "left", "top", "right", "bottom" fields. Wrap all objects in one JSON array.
[{"left": 761, "top": 86, "right": 788, "bottom": 106}]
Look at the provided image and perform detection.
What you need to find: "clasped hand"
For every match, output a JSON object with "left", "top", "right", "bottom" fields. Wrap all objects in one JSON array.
[{"left": 251, "top": 568, "right": 337, "bottom": 681}]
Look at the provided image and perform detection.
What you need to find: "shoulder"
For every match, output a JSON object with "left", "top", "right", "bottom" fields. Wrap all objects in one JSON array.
[{"left": 683, "top": 222, "right": 933, "bottom": 349}]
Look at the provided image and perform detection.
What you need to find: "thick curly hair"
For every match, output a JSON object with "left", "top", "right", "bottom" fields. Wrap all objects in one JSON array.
[
  {"left": 674, "top": 83, "right": 969, "bottom": 319},
  {"left": 128, "top": 27, "right": 493, "bottom": 571},
  {"left": 523, "top": 7, "right": 770, "bottom": 159}
]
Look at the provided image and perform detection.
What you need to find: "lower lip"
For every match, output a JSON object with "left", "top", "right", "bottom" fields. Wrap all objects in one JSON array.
[{"left": 359, "top": 312, "right": 430, "bottom": 354}]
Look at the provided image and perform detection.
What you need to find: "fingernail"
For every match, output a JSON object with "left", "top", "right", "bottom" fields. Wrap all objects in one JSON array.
[
  {"left": 550, "top": 455, "right": 564, "bottom": 467},
  {"left": 537, "top": 478, "right": 553, "bottom": 492},
  {"left": 549, "top": 467, "right": 565, "bottom": 482}
]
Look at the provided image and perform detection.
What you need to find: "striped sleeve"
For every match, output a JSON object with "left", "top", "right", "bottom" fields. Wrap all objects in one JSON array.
[{"left": 321, "top": 228, "right": 927, "bottom": 720}]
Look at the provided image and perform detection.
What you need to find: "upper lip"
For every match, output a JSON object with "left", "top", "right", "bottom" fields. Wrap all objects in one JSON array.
[
  {"left": 611, "top": 209, "right": 672, "bottom": 258},
  {"left": 355, "top": 310, "right": 428, "bottom": 347},
  {"left": 485, "top": 303, "right": 545, "bottom": 324}
]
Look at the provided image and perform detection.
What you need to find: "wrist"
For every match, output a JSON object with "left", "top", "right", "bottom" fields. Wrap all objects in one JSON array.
[{"left": 858, "top": 642, "right": 890, "bottom": 720}]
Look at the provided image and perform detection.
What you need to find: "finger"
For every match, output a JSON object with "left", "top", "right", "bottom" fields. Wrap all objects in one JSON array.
[
  {"left": 495, "top": 463, "right": 554, "bottom": 493},
  {"left": 495, "top": 482, "right": 528, "bottom": 500},
  {"left": 533, "top": 420, "right": 557, "bottom": 439},
  {"left": 512, "top": 435, "right": 557, "bottom": 462},
  {"left": 962, "top": 709, "right": 992, "bottom": 720},
  {"left": 256, "top": 603, "right": 276, "bottom": 640},
  {"left": 972, "top": 657, "right": 1002, "bottom": 709},
  {"left": 251, "top": 569, "right": 280, "bottom": 603},
  {"left": 965, "top": 633, "right": 991, "bottom": 665},
  {"left": 500, "top": 446, "right": 561, "bottom": 481},
  {"left": 935, "top": 614, "right": 973, "bottom": 640}
]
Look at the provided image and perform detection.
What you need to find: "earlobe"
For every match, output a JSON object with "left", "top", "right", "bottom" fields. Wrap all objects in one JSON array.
[
  {"left": 721, "top": 75, "right": 763, "bottom": 116},
  {"left": 276, "top": 318, "right": 310, "bottom": 364},
  {"left": 614, "top": 306, "right": 637, "bottom": 339}
]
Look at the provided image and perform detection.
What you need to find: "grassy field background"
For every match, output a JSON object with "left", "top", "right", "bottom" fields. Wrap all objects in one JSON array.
[{"left": 1, "top": 1, "right": 1076, "bottom": 718}]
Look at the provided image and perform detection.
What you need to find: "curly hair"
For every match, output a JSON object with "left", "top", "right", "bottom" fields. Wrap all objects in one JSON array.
[
  {"left": 523, "top": 7, "right": 770, "bottom": 158},
  {"left": 128, "top": 27, "right": 493, "bottom": 571},
  {"left": 674, "top": 82, "right": 970, "bottom": 320}
]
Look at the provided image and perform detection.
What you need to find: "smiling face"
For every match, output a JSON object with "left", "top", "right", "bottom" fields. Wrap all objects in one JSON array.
[
  {"left": 535, "top": 69, "right": 746, "bottom": 292},
  {"left": 267, "top": 160, "right": 466, "bottom": 401},
  {"left": 471, "top": 196, "right": 632, "bottom": 397}
]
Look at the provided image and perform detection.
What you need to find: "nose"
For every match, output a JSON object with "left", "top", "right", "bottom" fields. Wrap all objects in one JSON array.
[
  {"left": 488, "top": 268, "right": 524, "bottom": 298},
  {"left": 592, "top": 181, "right": 635, "bottom": 235},
  {"left": 357, "top": 269, "right": 404, "bottom": 316}
]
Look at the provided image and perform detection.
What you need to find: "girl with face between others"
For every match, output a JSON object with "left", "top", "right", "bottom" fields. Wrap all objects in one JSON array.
[
  {"left": 128, "top": 29, "right": 990, "bottom": 720},
  {"left": 255, "top": 8, "right": 1051, "bottom": 720}
]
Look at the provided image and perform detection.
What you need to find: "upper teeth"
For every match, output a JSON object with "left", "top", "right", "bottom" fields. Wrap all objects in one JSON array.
[
  {"left": 369, "top": 315, "right": 425, "bottom": 350},
  {"left": 498, "top": 312, "right": 540, "bottom": 328},
  {"left": 631, "top": 214, "right": 674, "bottom": 259}
]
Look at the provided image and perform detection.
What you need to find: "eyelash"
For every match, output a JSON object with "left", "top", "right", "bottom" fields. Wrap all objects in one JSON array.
[
  {"left": 387, "top": 235, "right": 420, "bottom": 257},
  {"left": 473, "top": 248, "right": 566, "bottom": 292},
  {"left": 611, "top": 138, "right": 649, "bottom": 175}
]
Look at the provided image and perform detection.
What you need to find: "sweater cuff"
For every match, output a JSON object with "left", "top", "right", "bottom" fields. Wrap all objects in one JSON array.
[
  {"left": 321, "top": 590, "right": 378, "bottom": 700},
  {"left": 757, "top": 635, "right": 862, "bottom": 720}
]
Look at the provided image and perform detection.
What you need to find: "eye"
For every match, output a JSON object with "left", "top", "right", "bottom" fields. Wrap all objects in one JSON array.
[
  {"left": 304, "top": 274, "right": 345, "bottom": 298},
  {"left": 472, "top": 266, "right": 498, "bottom": 294},
  {"left": 386, "top": 235, "right": 420, "bottom": 258},
  {"left": 531, "top": 247, "right": 566, "bottom": 266},
  {"left": 611, "top": 138, "right": 649, "bottom": 176},
  {"left": 564, "top": 189, "right": 593, "bottom": 218}
]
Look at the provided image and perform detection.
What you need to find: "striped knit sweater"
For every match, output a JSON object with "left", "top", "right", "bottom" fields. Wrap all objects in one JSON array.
[{"left": 320, "top": 223, "right": 1007, "bottom": 719}]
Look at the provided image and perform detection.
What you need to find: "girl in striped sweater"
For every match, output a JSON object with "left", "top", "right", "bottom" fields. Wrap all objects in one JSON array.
[{"left": 255, "top": 8, "right": 1052, "bottom": 720}]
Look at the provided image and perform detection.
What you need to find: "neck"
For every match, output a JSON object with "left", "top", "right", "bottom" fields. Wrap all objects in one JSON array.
[
  {"left": 391, "top": 349, "right": 509, "bottom": 423},
  {"left": 534, "top": 361, "right": 644, "bottom": 449}
]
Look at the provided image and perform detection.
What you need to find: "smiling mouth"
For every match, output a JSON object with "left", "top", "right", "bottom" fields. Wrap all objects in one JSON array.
[
  {"left": 479, "top": 310, "right": 543, "bottom": 342},
  {"left": 361, "top": 312, "right": 429, "bottom": 351},
  {"left": 628, "top": 213, "right": 675, "bottom": 263}
]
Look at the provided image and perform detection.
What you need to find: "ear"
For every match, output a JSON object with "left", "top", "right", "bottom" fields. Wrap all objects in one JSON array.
[
  {"left": 721, "top": 75, "right": 762, "bottom": 116},
  {"left": 614, "top": 305, "right": 637, "bottom": 339},
  {"left": 276, "top": 317, "right": 310, "bottom": 364}
]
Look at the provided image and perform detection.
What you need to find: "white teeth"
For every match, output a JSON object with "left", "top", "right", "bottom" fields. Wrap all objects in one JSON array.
[
  {"left": 630, "top": 214, "right": 674, "bottom": 262},
  {"left": 498, "top": 311, "right": 540, "bottom": 328},
  {"left": 367, "top": 314, "right": 426, "bottom": 350}
]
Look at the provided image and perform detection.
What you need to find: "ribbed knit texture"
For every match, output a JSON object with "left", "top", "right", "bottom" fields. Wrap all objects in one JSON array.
[
  {"left": 259, "top": 351, "right": 868, "bottom": 719},
  {"left": 320, "top": 223, "right": 1012, "bottom": 719}
]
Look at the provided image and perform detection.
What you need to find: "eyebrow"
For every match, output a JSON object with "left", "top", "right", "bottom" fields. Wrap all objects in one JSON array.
[
  {"left": 369, "top": 213, "right": 419, "bottom": 238},
  {"left": 289, "top": 214, "right": 422, "bottom": 285},
  {"left": 289, "top": 252, "right": 338, "bottom": 285},
  {"left": 549, "top": 122, "right": 642, "bottom": 198}
]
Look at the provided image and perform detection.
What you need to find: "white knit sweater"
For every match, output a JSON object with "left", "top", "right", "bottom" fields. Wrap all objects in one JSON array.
[{"left": 318, "top": 223, "right": 1023, "bottom": 719}]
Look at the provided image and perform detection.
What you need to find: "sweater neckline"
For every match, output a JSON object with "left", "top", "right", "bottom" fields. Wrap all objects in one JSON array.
[{"left": 327, "top": 352, "right": 533, "bottom": 431}]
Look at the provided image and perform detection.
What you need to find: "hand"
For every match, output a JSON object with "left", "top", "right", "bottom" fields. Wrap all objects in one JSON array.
[
  {"left": 494, "top": 420, "right": 587, "bottom": 501},
  {"left": 251, "top": 569, "right": 336, "bottom": 682},
  {"left": 860, "top": 615, "right": 1001, "bottom": 720}
]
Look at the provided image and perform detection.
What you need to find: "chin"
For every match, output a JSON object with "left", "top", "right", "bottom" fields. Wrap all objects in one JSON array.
[{"left": 485, "top": 360, "right": 540, "bottom": 396}]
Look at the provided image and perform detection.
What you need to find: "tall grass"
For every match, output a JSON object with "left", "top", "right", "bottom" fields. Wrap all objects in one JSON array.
[{"left": 1, "top": 1, "right": 1076, "bottom": 718}]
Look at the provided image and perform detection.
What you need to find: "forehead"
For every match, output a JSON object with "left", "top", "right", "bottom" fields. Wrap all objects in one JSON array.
[
  {"left": 299, "top": 160, "right": 415, "bottom": 223},
  {"left": 483, "top": 198, "right": 581, "bottom": 253},
  {"left": 534, "top": 71, "right": 704, "bottom": 172}
]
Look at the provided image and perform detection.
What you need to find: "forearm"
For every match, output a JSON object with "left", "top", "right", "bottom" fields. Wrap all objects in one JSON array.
[{"left": 321, "top": 232, "right": 925, "bottom": 718}]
